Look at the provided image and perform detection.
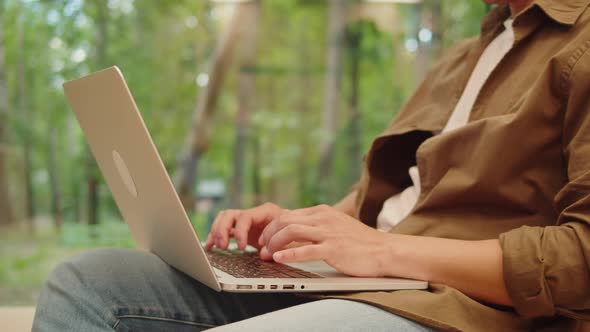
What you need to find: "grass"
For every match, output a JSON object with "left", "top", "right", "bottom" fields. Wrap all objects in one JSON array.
[{"left": 0, "top": 213, "right": 210, "bottom": 306}]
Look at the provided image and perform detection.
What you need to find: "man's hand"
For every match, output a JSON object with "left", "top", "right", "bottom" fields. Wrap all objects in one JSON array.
[
  {"left": 259, "top": 204, "right": 391, "bottom": 277},
  {"left": 205, "top": 202, "right": 285, "bottom": 260}
]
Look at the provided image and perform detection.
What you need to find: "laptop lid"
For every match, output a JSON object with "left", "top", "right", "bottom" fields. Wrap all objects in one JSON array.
[{"left": 63, "top": 66, "right": 221, "bottom": 291}]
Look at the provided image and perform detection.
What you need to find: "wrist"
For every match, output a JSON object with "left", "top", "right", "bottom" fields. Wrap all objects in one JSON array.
[
  {"left": 380, "top": 232, "right": 401, "bottom": 277},
  {"left": 381, "top": 233, "right": 430, "bottom": 281}
]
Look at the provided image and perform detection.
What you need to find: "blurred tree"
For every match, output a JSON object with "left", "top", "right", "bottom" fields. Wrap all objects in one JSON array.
[
  {"left": 441, "top": 1, "right": 487, "bottom": 49},
  {"left": 318, "top": 0, "right": 346, "bottom": 202},
  {"left": 17, "top": 3, "right": 35, "bottom": 232},
  {"left": 344, "top": 21, "right": 363, "bottom": 185},
  {"left": 176, "top": 4, "right": 248, "bottom": 211},
  {"left": 294, "top": 5, "right": 321, "bottom": 207},
  {"left": 416, "top": 0, "right": 442, "bottom": 80},
  {"left": 230, "top": 0, "right": 260, "bottom": 209},
  {"left": 85, "top": 0, "right": 110, "bottom": 226},
  {"left": 0, "top": 0, "right": 14, "bottom": 226},
  {"left": 47, "top": 125, "right": 64, "bottom": 231}
]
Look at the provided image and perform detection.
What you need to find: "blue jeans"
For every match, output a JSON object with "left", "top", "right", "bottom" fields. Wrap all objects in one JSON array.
[{"left": 32, "top": 248, "right": 435, "bottom": 331}]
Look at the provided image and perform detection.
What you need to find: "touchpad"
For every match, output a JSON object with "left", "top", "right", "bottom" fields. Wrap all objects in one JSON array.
[{"left": 112, "top": 150, "right": 138, "bottom": 198}]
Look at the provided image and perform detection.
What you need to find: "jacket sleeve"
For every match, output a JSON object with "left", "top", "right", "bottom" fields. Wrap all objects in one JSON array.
[{"left": 499, "top": 46, "right": 590, "bottom": 319}]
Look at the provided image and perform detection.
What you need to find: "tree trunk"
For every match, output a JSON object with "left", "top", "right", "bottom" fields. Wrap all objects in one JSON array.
[
  {"left": 175, "top": 5, "right": 250, "bottom": 211},
  {"left": 318, "top": 0, "right": 345, "bottom": 201},
  {"left": 66, "top": 117, "right": 81, "bottom": 223},
  {"left": 346, "top": 26, "right": 362, "bottom": 185},
  {"left": 0, "top": 0, "right": 14, "bottom": 226},
  {"left": 252, "top": 135, "right": 262, "bottom": 206},
  {"left": 17, "top": 8, "right": 35, "bottom": 232},
  {"left": 429, "top": 1, "right": 442, "bottom": 57},
  {"left": 230, "top": 1, "right": 260, "bottom": 209},
  {"left": 47, "top": 127, "right": 64, "bottom": 231},
  {"left": 86, "top": 0, "right": 109, "bottom": 226},
  {"left": 296, "top": 16, "right": 315, "bottom": 207}
]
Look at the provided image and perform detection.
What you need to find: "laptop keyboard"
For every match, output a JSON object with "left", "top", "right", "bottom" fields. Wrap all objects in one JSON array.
[{"left": 206, "top": 249, "right": 322, "bottom": 279}]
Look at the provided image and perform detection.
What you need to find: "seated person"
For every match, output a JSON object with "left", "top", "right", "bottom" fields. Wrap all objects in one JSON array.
[{"left": 32, "top": 0, "right": 590, "bottom": 331}]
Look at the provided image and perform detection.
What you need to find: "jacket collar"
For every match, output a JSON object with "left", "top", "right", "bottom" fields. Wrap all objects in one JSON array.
[
  {"left": 481, "top": 0, "right": 590, "bottom": 43},
  {"left": 534, "top": 0, "right": 590, "bottom": 25},
  {"left": 482, "top": 0, "right": 590, "bottom": 34}
]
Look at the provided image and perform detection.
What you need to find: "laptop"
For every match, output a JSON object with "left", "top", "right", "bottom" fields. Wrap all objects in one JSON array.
[{"left": 63, "top": 66, "right": 428, "bottom": 293}]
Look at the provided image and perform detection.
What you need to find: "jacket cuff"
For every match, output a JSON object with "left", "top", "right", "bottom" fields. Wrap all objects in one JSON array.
[{"left": 499, "top": 226, "right": 555, "bottom": 318}]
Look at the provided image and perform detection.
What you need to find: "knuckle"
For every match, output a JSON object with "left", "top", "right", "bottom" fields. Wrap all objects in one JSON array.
[
  {"left": 262, "top": 202, "right": 277, "bottom": 209},
  {"left": 212, "top": 211, "right": 224, "bottom": 223},
  {"left": 283, "top": 224, "right": 301, "bottom": 235},
  {"left": 321, "top": 244, "right": 333, "bottom": 257},
  {"left": 275, "top": 215, "right": 286, "bottom": 227},
  {"left": 267, "top": 236, "right": 280, "bottom": 252},
  {"left": 235, "top": 213, "right": 249, "bottom": 226},
  {"left": 278, "top": 218, "right": 291, "bottom": 231},
  {"left": 266, "top": 240, "right": 277, "bottom": 253}
]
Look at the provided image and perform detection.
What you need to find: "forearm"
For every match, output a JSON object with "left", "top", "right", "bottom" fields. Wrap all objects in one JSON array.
[
  {"left": 384, "top": 234, "right": 513, "bottom": 307},
  {"left": 333, "top": 190, "right": 358, "bottom": 217}
]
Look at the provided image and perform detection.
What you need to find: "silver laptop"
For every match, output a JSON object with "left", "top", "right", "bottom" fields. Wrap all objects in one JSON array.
[{"left": 63, "top": 66, "right": 427, "bottom": 293}]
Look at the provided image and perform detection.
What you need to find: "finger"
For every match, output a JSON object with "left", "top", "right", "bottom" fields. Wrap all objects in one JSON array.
[
  {"left": 261, "top": 214, "right": 320, "bottom": 248},
  {"left": 207, "top": 211, "right": 227, "bottom": 249},
  {"left": 266, "top": 224, "right": 323, "bottom": 255},
  {"left": 205, "top": 232, "right": 214, "bottom": 249},
  {"left": 259, "top": 246, "right": 273, "bottom": 261},
  {"left": 258, "top": 233, "right": 264, "bottom": 247},
  {"left": 234, "top": 204, "right": 275, "bottom": 250},
  {"left": 273, "top": 244, "right": 324, "bottom": 263},
  {"left": 213, "top": 210, "right": 240, "bottom": 249},
  {"left": 233, "top": 214, "right": 252, "bottom": 250},
  {"left": 236, "top": 203, "right": 284, "bottom": 250}
]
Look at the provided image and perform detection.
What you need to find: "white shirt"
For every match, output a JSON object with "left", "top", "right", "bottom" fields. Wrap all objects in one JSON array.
[{"left": 376, "top": 19, "right": 516, "bottom": 232}]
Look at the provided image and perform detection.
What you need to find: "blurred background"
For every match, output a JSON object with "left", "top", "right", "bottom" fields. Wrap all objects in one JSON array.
[{"left": 0, "top": 0, "right": 489, "bottom": 306}]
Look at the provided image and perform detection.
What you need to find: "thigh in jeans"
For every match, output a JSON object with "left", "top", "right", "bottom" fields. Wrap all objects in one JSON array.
[
  {"left": 208, "top": 299, "right": 437, "bottom": 332},
  {"left": 33, "top": 248, "right": 310, "bottom": 332}
]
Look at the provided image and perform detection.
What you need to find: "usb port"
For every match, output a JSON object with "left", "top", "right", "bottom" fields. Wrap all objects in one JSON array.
[
  {"left": 282, "top": 284, "right": 295, "bottom": 290},
  {"left": 257, "top": 285, "right": 265, "bottom": 289},
  {"left": 270, "top": 285, "right": 278, "bottom": 289},
  {"left": 237, "top": 285, "right": 252, "bottom": 290}
]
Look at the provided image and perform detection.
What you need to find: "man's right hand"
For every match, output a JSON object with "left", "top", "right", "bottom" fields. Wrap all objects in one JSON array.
[{"left": 205, "top": 202, "right": 285, "bottom": 260}]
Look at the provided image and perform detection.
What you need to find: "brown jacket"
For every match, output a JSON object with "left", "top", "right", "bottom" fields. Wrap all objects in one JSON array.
[{"left": 316, "top": 2, "right": 590, "bottom": 331}]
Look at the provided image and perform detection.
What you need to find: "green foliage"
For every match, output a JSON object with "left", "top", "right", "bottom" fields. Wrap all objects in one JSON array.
[
  {"left": 0, "top": 225, "right": 76, "bottom": 305},
  {"left": 61, "top": 221, "right": 135, "bottom": 248},
  {"left": 441, "top": 0, "right": 488, "bottom": 48},
  {"left": 2, "top": 0, "right": 488, "bottom": 218}
]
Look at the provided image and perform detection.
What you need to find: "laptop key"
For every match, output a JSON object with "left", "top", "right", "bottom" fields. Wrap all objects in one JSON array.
[{"left": 206, "top": 249, "right": 322, "bottom": 279}]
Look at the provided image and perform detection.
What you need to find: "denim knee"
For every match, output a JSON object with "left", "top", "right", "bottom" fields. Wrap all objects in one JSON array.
[
  {"left": 34, "top": 248, "right": 157, "bottom": 332},
  {"left": 45, "top": 248, "right": 161, "bottom": 296}
]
